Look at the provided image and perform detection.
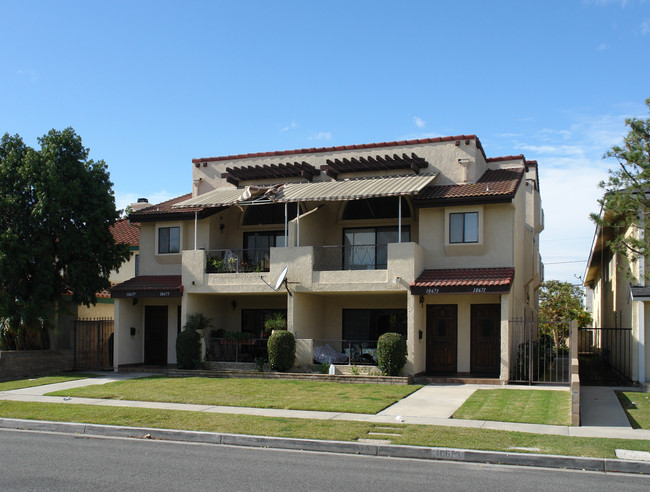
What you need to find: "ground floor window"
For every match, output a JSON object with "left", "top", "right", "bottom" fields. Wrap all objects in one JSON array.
[
  {"left": 342, "top": 309, "right": 407, "bottom": 341},
  {"left": 241, "top": 308, "right": 287, "bottom": 339}
]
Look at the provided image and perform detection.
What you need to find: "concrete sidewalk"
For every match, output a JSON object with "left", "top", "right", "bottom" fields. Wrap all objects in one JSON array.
[{"left": 1, "top": 373, "right": 649, "bottom": 440}]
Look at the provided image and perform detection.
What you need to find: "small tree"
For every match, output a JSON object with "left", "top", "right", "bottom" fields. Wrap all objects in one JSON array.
[
  {"left": 377, "top": 332, "right": 407, "bottom": 376},
  {"left": 539, "top": 280, "right": 592, "bottom": 349},
  {"left": 267, "top": 329, "right": 295, "bottom": 372},
  {"left": 591, "top": 96, "right": 650, "bottom": 277}
]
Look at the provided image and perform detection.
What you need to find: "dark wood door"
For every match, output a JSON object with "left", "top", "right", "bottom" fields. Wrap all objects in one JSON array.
[
  {"left": 145, "top": 306, "right": 168, "bottom": 365},
  {"left": 426, "top": 305, "right": 458, "bottom": 374},
  {"left": 470, "top": 304, "right": 501, "bottom": 376}
]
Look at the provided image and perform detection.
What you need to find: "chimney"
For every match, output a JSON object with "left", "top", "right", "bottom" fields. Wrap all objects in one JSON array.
[{"left": 130, "top": 198, "right": 149, "bottom": 212}]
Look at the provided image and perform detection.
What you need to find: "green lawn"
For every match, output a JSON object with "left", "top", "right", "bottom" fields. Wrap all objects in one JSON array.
[
  {"left": 617, "top": 391, "right": 650, "bottom": 429},
  {"left": 0, "top": 373, "right": 98, "bottom": 392},
  {"left": 0, "top": 400, "right": 648, "bottom": 459},
  {"left": 46, "top": 377, "right": 421, "bottom": 414},
  {"left": 452, "top": 389, "right": 571, "bottom": 426}
]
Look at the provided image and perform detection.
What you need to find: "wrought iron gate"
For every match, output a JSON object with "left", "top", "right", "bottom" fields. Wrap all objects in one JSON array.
[
  {"left": 73, "top": 318, "right": 114, "bottom": 371},
  {"left": 578, "top": 327, "right": 632, "bottom": 385},
  {"left": 509, "top": 318, "right": 570, "bottom": 384}
]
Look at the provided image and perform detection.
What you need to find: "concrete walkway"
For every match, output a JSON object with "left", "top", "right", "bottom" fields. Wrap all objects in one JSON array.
[{"left": 1, "top": 373, "right": 649, "bottom": 440}]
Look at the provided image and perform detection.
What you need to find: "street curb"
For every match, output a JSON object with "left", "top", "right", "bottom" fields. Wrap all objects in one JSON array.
[{"left": 1, "top": 418, "right": 649, "bottom": 474}]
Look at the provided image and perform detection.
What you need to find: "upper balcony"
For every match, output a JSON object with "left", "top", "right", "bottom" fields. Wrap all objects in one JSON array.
[{"left": 183, "top": 241, "right": 424, "bottom": 294}]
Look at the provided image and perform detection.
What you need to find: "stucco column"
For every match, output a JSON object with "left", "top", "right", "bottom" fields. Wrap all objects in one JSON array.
[
  {"left": 638, "top": 301, "right": 646, "bottom": 386},
  {"left": 113, "top": 299, "right": 120, "bottom": 372},
  {"left": 499, "top": 293, "right": 511, "bottom": 382}
]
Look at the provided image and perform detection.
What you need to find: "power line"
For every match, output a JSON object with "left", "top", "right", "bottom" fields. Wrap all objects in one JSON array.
[{"left": 545, "top": 260, "right": 586, "bottom": 265}]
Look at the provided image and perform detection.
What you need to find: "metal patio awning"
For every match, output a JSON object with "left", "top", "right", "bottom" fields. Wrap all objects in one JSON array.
[{"left": 172, "top": 173, "right": 438, "bottom": 209}]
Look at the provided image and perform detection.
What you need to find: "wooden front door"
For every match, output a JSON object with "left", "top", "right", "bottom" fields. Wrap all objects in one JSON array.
[
  {"left": 426, "top": 305, "right": 458, "bottom": 374},
  {"left": 144, "top": 306, "right": 168, "bottom": 365},
  {"left": 470, "top": 304, "right": 501, "bottom": 376}
]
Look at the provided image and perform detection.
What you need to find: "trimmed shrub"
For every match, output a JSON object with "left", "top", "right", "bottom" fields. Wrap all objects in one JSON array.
[
  {"left": 267, "top": 329, "right": 296, "bottom": 372},
  {"left": 176, "top": 328, "right": 202, "bottom": 370},
  {"left": 377, "top": 332, "right": 407, "bottom": 376}
]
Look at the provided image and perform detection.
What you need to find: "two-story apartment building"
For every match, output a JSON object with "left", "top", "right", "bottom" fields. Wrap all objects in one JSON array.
[
  {"left": 584, "top": 213, "right": 650, "bottom": 388},
  {"left": 111, "top": 135, "right": 543, "bottom": 381}
]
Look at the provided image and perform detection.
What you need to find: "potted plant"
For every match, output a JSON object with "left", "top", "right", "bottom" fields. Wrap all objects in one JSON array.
[{"left": 264, "top": 312, "right": 286, "bottom": 337}]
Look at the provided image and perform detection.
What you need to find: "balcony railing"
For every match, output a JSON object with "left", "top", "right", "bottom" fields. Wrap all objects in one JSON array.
[
  {"left": 313, "top": 339, "right": 378, "bottom": 365},
  {"left": 206, "top": 248, "right": 271, "bottom": 273},
  {"left": 313, "top": 245, "right": 388, "bottom": 271},
  {"left": 204, "top": 337, "right": 268, "bottom": 362}
]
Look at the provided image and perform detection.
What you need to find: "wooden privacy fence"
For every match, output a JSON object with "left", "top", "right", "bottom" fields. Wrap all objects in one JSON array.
[{"left": 73, "top": 318, "right": 114, "bottom": 371}]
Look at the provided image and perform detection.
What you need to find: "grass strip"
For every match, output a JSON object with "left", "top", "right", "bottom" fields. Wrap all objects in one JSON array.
[
  {"left": 453, "top": 389, "right": 571, "bottom": 426},
  {"left": 617, "top": 392, "right": 650, "bottom": 429},
  {"left": 0, "top": 373, "right": 98, "bottom": 392},
  {"left": 1, "top": 400, "right": 648, "bottom": 458},
  {"left": 46, "top": 377, "right": 421, "bottom": 414}
]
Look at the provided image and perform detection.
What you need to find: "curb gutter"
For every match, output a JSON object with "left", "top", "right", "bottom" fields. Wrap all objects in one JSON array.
[{"left": 1, "top": 418, "right": 648, "bottom": 475}]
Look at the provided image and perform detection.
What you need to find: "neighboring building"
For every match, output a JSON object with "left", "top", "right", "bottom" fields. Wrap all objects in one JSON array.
[
  {"left": 584, "top": 215, "right": 649, "bottom": 388},
  {"left": 113, "top": 135, "right": 543, "bottom": 381}
]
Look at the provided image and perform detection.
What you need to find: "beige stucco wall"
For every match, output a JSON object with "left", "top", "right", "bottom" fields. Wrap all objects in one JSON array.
[
  {"left": 112, "top": 249, "right": 138, "bottom": 283},
  {"left": 114, "top": 297, "right": 181, "bottom": 367},
  {"left": 77, "top": 301, "right": 114, "bottom": 319}
]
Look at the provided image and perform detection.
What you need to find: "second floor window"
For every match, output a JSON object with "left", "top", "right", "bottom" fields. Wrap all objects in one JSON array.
[
  {"left": 158, "top": 226, "right": 180, "bottom": 254},
  {"left": 449, "top": 212, "right": 478, "bottom": 244}
]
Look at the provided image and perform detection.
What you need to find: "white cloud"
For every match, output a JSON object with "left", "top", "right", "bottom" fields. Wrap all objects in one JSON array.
[
  {"left": 413, "top": 116, "right": 426, "bottom": 128},
  {"left": 584, "top": 0, "right": 630, "bottom": 7},
  {"left": 280, "top": 122, "right": 297, "bottom": 132},
  {"left": 641, "top": 19, "right": 650, "bottom": 35},
  {"left": 310, "top": 131, "right": 332, "bottom": 141},
  {"left": 597, "top": 42, "right": 610, "bottom": 50},
  {"left": 17, "top": 68, "right": 38, "bottom": 83}
]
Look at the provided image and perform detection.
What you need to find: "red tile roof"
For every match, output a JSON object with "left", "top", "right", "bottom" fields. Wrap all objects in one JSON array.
[
  {"left": 485, "top": 154, "right": 525, "bottom": 163},
  {"left": 111, "top": 275, "right": 183, "bottom": 298},
  {"left": 110, "top": 219, "right": 140, "bottom": 247},
  {"left": 416, "top": 168, "right": 524, "bottom": 202},
  {"left": 411, "top": 267, "right": 514, "bottom": 294},
  {"left": 192, "top": 134, "right": 487, "bottom": 163}
]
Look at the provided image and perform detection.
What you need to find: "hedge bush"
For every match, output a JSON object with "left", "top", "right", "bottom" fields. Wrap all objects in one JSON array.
[
  {"left": 176, "top": 327, "right": 202, "bottom": 370},
  {"left": 267, "top": 329, "right": 295, "bottom": 372},
  {"left": 377, "top": 332, "right": 407, "bottom": 376}
]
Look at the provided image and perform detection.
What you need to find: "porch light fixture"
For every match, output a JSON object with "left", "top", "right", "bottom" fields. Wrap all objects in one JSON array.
[
  {"left": 419, "top": 295, "right": 424, "bottom": 307},
  {"left": 231, "top": 300, "right": 237, "bottom": 311}
]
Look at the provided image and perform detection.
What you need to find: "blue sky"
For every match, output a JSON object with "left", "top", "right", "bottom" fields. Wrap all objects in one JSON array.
[{"left": 2, "top": 0, "right": 649, "bottom": 284}]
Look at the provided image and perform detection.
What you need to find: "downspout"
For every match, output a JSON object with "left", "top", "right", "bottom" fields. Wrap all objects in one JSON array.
[
  {"left": 284, "top": 202, "right": 288, "bottom": 247},
  {"left": 297, "top": 202, "right": 300, "bottom": 247},
  {"left": 194, "top": 210, "right": 198, "bottom": 250}
]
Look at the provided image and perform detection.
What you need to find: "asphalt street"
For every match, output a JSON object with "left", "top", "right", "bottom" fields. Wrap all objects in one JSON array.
[{"left": 1, "top": 429, "right": 648, "bottom": 491}]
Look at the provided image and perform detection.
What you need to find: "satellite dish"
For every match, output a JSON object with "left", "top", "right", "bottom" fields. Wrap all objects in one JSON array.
[{"left": 274, "top": 266, "right": 288, "bottom": 291}]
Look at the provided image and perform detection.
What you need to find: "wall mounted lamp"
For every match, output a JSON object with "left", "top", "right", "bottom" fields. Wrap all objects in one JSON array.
[
  {"left": 231, "top": 300, "right": 237, "bottom": 311},
  {"left": 419, "top": 295, "right": 424, "bottom": 307}
]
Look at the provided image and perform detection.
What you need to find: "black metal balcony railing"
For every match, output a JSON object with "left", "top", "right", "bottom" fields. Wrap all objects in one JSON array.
[
  {"left": 204, "top": 337, "right": 269, "bottom": 362},
  {"left": 206, "top": 248, "right": 271, "bottom": 273},
  {"left": 313, "top": 245, "right": 388, "bottom": 271},
  {"left": 313, "top": 339, "right": 378, "bottom": 365}
]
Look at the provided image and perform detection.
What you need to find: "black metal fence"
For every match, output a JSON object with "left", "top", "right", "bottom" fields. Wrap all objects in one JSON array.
[
  {"left": 204, "top": 337, "right": 268, "bottom": 363},
  {"left": 73, "top": 318, "right": 114, "bottom": 371},
  {"left": 578, "top": 327, "right": 632, "bottom": 385},
  {"left": 313, "top": 245, "right": 388, "bottom": 271},
  {"left": 206, "top": 248, "right": 271, "bottom": 273},
  {"left": 509, "top": 318, "right": 570, "bottom": 384}
]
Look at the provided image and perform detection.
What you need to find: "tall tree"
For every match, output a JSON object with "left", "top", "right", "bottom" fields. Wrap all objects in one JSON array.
[
  {"left": 591, "top": 97, "right": 650, "bottom": 273},
  {"left": 539, "top": 280, "right": 592, "bottom": 349},
  {"left": 0, "top": 128, "right": 130, "bottom": 349}
]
